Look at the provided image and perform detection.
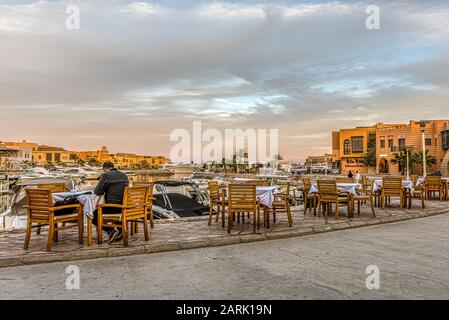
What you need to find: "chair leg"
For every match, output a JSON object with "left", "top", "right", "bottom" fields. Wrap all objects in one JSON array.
[
  {"left": 221, "top": 202, "right": 226, "bottom": 228},
  {"left": 97, "top": 208, "right": 103, "bottom": 245},
  {"left": 149, "top": 207, "right": 154, "bottom": 228},
  {"left": 287, "top": 204, "right": 292, "bottom": 227},
  {"left": 215, "top": 204, "right": 220, "bottom": 223},
  {"left": 53, "top": 223, "right": 58, "bottom": 242},
  {"left": 253, "top": 208, "right": 256, "bottom": 233},
  {"left": 36, "top": 225, "right": 41, "bottom": 235},
  {"left": 227, "top": 211, "right": 233, "bottom": 234},
  {"left": 370, "top": 197, "right": 375, "bottom": 218},
  {"left": 23, "top": 220, "right": 32, "bottom": 250},
  {"left": 208, "top": 202, "right": 213, "bottom": 225},
  {"left": 122, "top": 220, "right": 128, "bottom": 247},
  {"left": 335, "top": 202, "right": 339, "bottom": 220},
  {"left": 87, "top": 218, "right": 93, "bottom": 246},
  {"left": 143, "top": 216, "right": 149, "bottom": 241},
  {"left": 78, "top": 207, "right": 84, "bottom": 245},
  {"left": 47, "top": 220, "right": 54, "bottom": 251}
]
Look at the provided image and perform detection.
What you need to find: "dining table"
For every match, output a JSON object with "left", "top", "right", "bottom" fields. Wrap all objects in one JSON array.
[
  {"left": 372, "top": 180, "right": 414, "bottom": 193},
  {"left": 308, "top": 182, "right": 361, "bottom": 195}
]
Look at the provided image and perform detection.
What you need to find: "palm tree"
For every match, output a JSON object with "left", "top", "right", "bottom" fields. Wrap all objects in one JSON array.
[
  {"left": 410, "top": 149, "right": 437, "bottom": 169},
  {"left": 390, "top": 151, "right": 407, "bottom": 175}
]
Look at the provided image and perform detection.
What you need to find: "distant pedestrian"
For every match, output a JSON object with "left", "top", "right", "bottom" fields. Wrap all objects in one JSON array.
[
  {"left": 348, "top": 170, "right": 353, "bottom": 179},
  {"left": 355, "top": 171, "right": 361, "bottom": 182}
]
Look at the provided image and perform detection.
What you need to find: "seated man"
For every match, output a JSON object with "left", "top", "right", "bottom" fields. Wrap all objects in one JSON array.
[{"left": 93, "top": 162, "right": 129, "bottom": 243}]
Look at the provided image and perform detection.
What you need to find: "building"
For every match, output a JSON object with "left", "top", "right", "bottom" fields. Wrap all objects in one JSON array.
[
  {"left": 0, "top": 141, "right": 33, "bottom": 169},
  {"left": 332, "top": 120, "right": 449, "bottom": 175},
  {"left": 32, "top": 145, "right": 74, "bottom": 165},
  {"left": 332, "top": 126, "right": 376, "bottom": 174},
  {"left": 77, "top": 146, "right": 110, "bottom": 163},
  {"left": 376, "top": 120, "right": 449, "bottom": 175},
  {"left": 305, "top": 154, "right": 332, "bottom": 166}
]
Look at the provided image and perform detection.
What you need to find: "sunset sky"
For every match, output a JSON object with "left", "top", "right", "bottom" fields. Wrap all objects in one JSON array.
[{"left": 1, "top": 0, "right": 448, "bottom": 161}]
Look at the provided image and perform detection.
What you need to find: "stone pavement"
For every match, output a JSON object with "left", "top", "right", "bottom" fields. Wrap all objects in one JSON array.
[{"left": 0, "top": 199, "right": 448, "bottom": 267}]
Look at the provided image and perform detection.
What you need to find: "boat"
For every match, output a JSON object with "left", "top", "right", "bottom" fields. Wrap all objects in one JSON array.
[{"left": 152, "top": 180, "right": 211, "bottom": 219}]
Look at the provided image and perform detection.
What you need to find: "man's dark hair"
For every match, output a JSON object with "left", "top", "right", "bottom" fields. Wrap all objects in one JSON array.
[{"left": 102, "top": 161, "right": 115, "bottom": 169}]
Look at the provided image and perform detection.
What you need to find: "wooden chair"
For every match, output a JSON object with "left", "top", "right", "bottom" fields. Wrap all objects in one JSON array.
[
  {"left": 23, "top": 188, "right": 83, "bottom": 251},
  {"left": 244, "top": 180, "right": 269, "bottom": 186},
  {"left": 227, "top": 184, "right": 260, "bottom": 234},
  {"left": 208, "top": 181, "right": 227, "bottom": 228},
  {"left": 424, "top": 176, "right": 444, "bottom": 200},
  {"left": 381, "top": 176, "right": 405, "bottom": 208},
  {"left": 351, "top": 180, "right": 375, "bottom": 218},
  {"left": 302, "top": 177, "right": 317, "bottom": 215},
  {"left": 36, "top": 183, "right": 68, "bottom": 235},
  {"left": 317, "top": 180, "right": 350, "bottom": 223},
  {"left": 132, "top": 182, "right": 155, "bottom": 228},
  {"left": 265, "top": 183, "right": 293, "bottom": 228},
  {"left": 95, "top": 186, "right": 149, "bottom": 247}
]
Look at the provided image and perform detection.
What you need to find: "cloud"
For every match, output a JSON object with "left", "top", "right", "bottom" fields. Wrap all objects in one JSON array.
[{"left": 0, "top": 1, "right": 448, "bottom": 160}]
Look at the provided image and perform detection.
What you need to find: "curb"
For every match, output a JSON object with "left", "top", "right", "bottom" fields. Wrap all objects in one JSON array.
[{"left": 1, "top": 209, "right": 448, "bottom": 268}]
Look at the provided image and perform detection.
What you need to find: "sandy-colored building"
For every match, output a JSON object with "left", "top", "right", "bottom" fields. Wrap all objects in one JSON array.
[
  {"left": 306, "top": 154, "right": 332, "bottom": 166},
  {"left": 32, "top": 145, "right": 74, "bottom": 164},
  {"left": 332, "top": 126, "right": 376, "bottom": 174},
  {"left": 77, "top": 146, "right": 110, "bottom": 163},
  {"left": 333, "top": 120, "right": 449, "bottom": 175},
  {"left": 376, "top": 120, "right": 449, "bottom": 175}
]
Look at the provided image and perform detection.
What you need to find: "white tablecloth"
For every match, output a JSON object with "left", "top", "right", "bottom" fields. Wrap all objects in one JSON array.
[
  {"left": 52, "top": 190, "right": 104, "bottom": 219},
  {"left": 416, "top": 177, "right": 449, "bottom": 187},
  {"left": 373, "top": 180, "right": 413, "bottom": 192},
  {"left": 309, "top": 183, "right": 361, "bottom": 195},
  {"left": 256, "top": 186, "right": 279, "bottom": 208}
]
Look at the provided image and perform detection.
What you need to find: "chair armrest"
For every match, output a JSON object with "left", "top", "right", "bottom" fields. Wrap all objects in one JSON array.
[
  {"left": 97, "top": 203, "right": 125, "bottom": 209},
  {"left": 51, "top": 204, "right": 81, "bottom": 211}
]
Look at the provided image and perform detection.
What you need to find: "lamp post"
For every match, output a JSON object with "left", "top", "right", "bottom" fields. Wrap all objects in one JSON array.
[
  {"left": 405, "top": 146, "right": 411, "bottom": 181},
  {"left": 419, "top": 121, "right": 428, "bottom": 177}
]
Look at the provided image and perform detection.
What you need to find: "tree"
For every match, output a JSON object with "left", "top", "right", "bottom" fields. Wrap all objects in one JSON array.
[
  {"left": 87, "top": 158, "right": 101, "bottom": 167},
  {"left": 410, "top": 149, "right": 437, "bottom": 168},
  {"left": 390, "top": 151, "right": 407, "bottom": 175},
  {"left": 363, "top": 134, "right": 376, "bottom": 170}
]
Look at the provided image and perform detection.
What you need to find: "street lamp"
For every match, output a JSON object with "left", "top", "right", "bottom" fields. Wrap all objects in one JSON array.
[
  {"left": 405, "top": 146, "right": 412, "bottom": 181},
  {"left": 418, "top": 120, "right": 430, "bottom": 177}
]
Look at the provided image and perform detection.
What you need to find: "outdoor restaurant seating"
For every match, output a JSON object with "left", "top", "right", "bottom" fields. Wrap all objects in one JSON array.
[
  {"left": 23, "top": 188, "right": 83, "bottom": 251},
  {"left": 335, "top": 177, "right": 354, "bottom": 183},
  {"left": 424, "top": 176, "right": 444, "bottom": 200},
  {"left": 227, "top": 184, "right": 260, "bottom": 234},
  {"left": 381, "top": 176, "right": 405, "bottom": 208},
  {"left": 95, "top": 186, "right": 149, "bottom": 247},
  {"left": 264, "top": 182, "right": 293, "bottom": 228},
  {"left": 317, "top": 179, "right": 351, "bottom": 222}
]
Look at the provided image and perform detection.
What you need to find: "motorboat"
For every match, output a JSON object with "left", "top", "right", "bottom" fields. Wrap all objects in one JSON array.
[{"left": 152, "top": 180, "right": 211, "bottom": 219}]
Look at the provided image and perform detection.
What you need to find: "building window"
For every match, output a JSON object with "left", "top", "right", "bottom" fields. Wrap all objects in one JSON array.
[
  {"left": 425, "top": 138, "right": 432, "bottom": 146},
  {"left": 442, "top": 131, "right": 449, "bottom": 150},
  {"left": 380, "top": 139, "right": 385, "bottom": 149},
  {"left": 388, "top": 139, "right": 393, "bottom": 149},
  {"left": 351, "top": 136, "right": 363, "bottom": 153},
  {"left": 54, "top": 153, "right": 61, "bottom": 162},
  {"left": 46, "top": 153, "right": 52, "bottom": 162},
  {"left": 398, "top": 138, "right": 406, "bottom": 151},
  {"left": 344, "top": 140, "right": 351, "bottom": 155}
]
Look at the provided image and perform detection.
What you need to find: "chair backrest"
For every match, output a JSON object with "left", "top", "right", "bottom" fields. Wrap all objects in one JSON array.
[
  {"left": 122, "top": 186, "right": 148, "bottom": 217},
  {"left": 37, "top": 183, "right": 67, "bottom": 193},
  {"left": 302, "top": 177, "right": 311, "bottom": 192},
  {"left": 132, "top": 182, "right": 154, "bottom": 204},
  {"left": 317, "top": 180, "right": 337, "bottom": 201},
  {"left": 335, "top": 177, "right": 354, "bottom": 183},
  {"left": 410, "top": 175, "right": 419, "bottom": 186},
  {"left": 382, "top": 176, "right": 403, "bottom": 195},
  {"left": 228, "top": 184, "right": 256, "bottom": 212},
  {"left": 208, "top": 181, "right": 221, "bottom": 201},
  {"left": 425, "top": 176, "right": 442, "bottom": 189},
  {"left": 244, "top": 180, "right": 269, "bottom": 186},
  {"left": 25, "top": 188, "right": 53, "bottom": 220}
]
